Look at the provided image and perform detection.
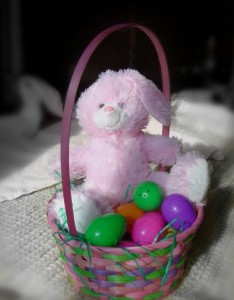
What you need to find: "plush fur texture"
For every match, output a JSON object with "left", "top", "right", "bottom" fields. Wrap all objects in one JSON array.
[
  {"left": 166, "top": 152, "right": 210, "bottom": 204},
  {"left": 53, "top": 69, "right": 210, "bottom": 215},
  {"left": 77, "top": 69, "right": 170, "bottom": 137},
  {"left": 48, "top": 188, "right": 101, "bottom": 233}
]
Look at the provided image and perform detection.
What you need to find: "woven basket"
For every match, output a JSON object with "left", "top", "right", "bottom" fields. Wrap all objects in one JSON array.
[{"left": 47, "top": 23, "right": 204, "bottom": 300}]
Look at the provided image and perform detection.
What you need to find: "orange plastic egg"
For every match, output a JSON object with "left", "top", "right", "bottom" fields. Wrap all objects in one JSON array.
[{"left": 115, "top": 202, "right": 144, "bottom": 233}]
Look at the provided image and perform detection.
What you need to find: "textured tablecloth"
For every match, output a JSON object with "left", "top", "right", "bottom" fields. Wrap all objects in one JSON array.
[{"left": 0, "top": 142, "right": 234, "bottom": 300}]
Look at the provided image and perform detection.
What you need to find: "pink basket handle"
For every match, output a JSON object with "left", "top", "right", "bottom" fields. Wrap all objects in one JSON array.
[{"left": 61, "top": 23, "right": 171, "bottom": 236}]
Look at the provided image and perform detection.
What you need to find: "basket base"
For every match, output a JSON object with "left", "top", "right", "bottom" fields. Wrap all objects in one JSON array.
[
  {"left": 64, "top": 262, "right": 185, "bottom": 300},
  {"left": 47, "top": 197, "right": 204, "bottom": 300}
]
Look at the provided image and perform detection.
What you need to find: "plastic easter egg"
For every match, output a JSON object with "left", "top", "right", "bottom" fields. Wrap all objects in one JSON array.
[
  {"left": 85, "top": 213, "right": 126, "bottom": 247},
  {"left": 161, "top": 194, "right": 197, "bottom": 231},
  {"left": 132, "top": 212, "right": 166, "bottom": 245},
  {"left": 133, "top": 181, "right": 163, "bottom": 211},
  {"left": 118, "top": 240, "right": 136, "bottom": 247},
  {"left": 115, "top": 202, "right": 144, "bottom": 233}
]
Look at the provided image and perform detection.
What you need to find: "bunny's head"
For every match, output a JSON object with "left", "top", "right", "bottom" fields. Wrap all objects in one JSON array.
[{"left": 77, "top": 69, "right": 170, "bottom": 136}]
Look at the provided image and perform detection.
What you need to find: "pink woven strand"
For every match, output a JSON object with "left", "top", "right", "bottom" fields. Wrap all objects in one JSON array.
[
  {"left": 48, "top": 202, "right": 203, "bottom": 299},
  {"left": 61, "top": 23, "right": 171, "bottom": 236}
]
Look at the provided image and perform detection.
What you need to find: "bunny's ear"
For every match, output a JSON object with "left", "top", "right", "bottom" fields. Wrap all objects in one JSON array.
[
  {"left": 123, "top": 69, "right": 171, "bottom": 126},
  {"left": 140, "top": 80, "right": 171, "bottom": 126}
]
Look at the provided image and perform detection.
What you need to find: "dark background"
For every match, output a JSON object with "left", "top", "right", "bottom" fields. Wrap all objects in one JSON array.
[{"left": 1, "top": 0, "right": 234, "bottom": 112}]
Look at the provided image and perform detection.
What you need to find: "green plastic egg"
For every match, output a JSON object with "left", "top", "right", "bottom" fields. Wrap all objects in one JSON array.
[
  {"left": 85, "top": 213, "right": 126, "bottom": 247},
  {"left": 133, "top": 181, "right": 163, "bottom": 211}
]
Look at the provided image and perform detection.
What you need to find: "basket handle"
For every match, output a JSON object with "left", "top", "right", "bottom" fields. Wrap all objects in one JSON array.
[{"left": 61, "top": 23, "right": 171, "bottom": 236}]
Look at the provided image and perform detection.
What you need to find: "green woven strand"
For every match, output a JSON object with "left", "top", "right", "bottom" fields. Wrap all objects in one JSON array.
[
  {"left": 115, "top": 261, "right": 153, "bottom": 290},
  {"left": 72, "top": 260, "right": 111, "bottom": 299},
  {"left": 145, "top": 269, "right": 164, "bottom": 280},
  {"left": 74, "top": 241, "right": 92, "bottom": 267},
  {"left": 161, "top": 234, "right": 177, "bottom": 286},
  {"left": 53, "top": 215, "right": 184, "bottom": 298},
  {"left": 53, "top": 220, "right": 92, "bottom": 267},
  {"left": 73, "top": 265, "right": 96, "bottom": 279},
  {"left": 53, "top": 221, "right": 111, "bottom": 299},
  {"left": 80, "top": 287, "right": 100, "bottom": 298},
  {"left": 143, "top": 291, "right": 164, "bottom": 299},
  {"left": 53, "top": 224, "right": 98, "bottom": 298},
  {"left": 103, "top": 252, "right": 140, "bottom": 262},
  {"left": 183, "top": 234, "right": 195, "bottom": 244},
  {"left": 74, "top": 262, "right": 111, "bottom": 299},
  {"left": 72, "top": 263, "right": 94, "bottom": 294},
  {"left": 118, "top": 245, "right": 165, "bottom": 283},
  {"left": 176, "top": 255, "right": 187, "bottom": 269},
  {"left": 153, "top": 245, "right": 174, "bottom": 257},
  {"left": 53, "top": 232, "right": 70, "bottom": 253},
  {"left": 59, "top": 250, "right": 68, "bottom": 263},
  {"left": 71, "top": 246, "right": 89, "bottom": 256},
  {"left": 170, "top": 278, "right": 181, "bottom": 291},
  {"left": 107, "top": 274, "right": 136, "bottom": 284}
]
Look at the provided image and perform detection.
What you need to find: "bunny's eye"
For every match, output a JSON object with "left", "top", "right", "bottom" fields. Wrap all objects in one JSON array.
[
  {"left": 99, "top": 103, "right": 105, "bottom": 109},
  {"left": 118, "top": 102, "right": 124, "bottom": 109}
]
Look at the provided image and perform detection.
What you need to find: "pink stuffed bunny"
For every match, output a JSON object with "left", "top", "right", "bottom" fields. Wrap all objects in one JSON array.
[{"left": 54, "top": 69, "right": 209, "bottom": 213}]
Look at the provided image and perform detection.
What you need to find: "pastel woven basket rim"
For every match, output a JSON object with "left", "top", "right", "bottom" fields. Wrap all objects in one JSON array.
[{"left": 47, "top": 197, "right": 204, "bottom": 253}]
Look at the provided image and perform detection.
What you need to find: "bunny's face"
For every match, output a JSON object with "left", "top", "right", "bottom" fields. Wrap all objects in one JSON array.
[
  {"left": 93, "top": 101, "right": 130, "bottom": 131},
  {"left": 77, "top": 69, "right": 170, "bottom": 136}
]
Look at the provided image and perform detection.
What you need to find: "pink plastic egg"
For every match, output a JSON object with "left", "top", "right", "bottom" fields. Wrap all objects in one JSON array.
[{"left": 132, "top": 212, "right": 166, "bottom": 245}]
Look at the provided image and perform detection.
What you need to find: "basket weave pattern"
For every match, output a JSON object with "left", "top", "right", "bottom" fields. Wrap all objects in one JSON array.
[{"left": 48, "top": 204, "right": 203, "bottom": 299}]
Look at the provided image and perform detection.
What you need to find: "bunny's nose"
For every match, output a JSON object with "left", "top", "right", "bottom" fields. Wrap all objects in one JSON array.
[{"left": 104, "top": 106, "right": 115, "bottom": 112}]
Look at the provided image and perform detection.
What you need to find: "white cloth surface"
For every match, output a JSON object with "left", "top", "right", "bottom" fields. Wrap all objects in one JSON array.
[
  {"left": 0, "top": 75, "right": 63, "bottom": 139},
  {"left": 146, "top": 89, "right": 234, "bottom": 159},
  {"left": 1, "top": 89, "right": 233, "bottom": 202},
  {"left": 0, "top": 120, "right": 86, "bottom": 202}
]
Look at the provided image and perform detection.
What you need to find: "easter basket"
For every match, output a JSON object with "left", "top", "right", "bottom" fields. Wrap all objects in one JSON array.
[{"left": 47, "top": 24, "right": 204, "bottom": 300}]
